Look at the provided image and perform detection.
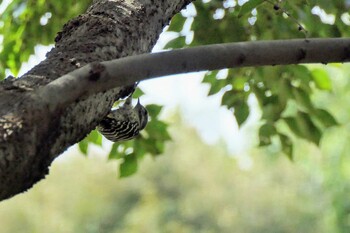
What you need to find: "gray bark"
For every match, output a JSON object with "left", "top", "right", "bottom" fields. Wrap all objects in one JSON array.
[
  {"left": 38, "top": 38, "right": 350, "bottom": 108},
  {"left": 0, "top": 0, "right": 192, "bottom": 201}
]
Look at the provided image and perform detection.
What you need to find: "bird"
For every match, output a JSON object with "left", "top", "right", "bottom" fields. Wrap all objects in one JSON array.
[{"left": 97, "top": 96, "right": 148, "bottom": 142}]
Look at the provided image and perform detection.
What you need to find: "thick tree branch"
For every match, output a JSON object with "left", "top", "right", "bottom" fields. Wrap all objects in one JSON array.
[{"left": 38, "top": 38, "right": 350, "bottom": 112}]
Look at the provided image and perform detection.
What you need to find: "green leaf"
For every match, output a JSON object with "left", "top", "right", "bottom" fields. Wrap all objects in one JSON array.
[
  {"left": 232, "top": 76, "right": 247, "bottom": 91},
  {"left": 145, "top": 120, "right": 171, "bottom": 140},
  {"left": 278, "top": 78, "right": 293, "bottom": 105},
  {"left": 311, "top": 68, "right": 332, "bottom": 90},
  {"left": 238, "top": 0, "right": 265, "bottom": 17},
  {"left": 283, "top": 117, "right": 303, "bottom": 138},
  {"left": 78, "top": 139, "right": 88, "bottom": 155},
  {"left": 137, "top": 138, "right": 160, "bottom": 156},
  {"left": 78, "top": 130, "right": 102, "bottom": 155},
  {"left": 86, "top": 130, "right": 102, "bottom": 146},
  {"left": 261, "top": 95, "right": 284, "bottom": 121},
  {"left": 208, "top": 79, "right": 227, "bottom": 96},
  {"left": 202, "top": 71, "right": 218, "bottom": 85},
  {"left": 284, "top": 111, "right": 322, "bottom": 145},
  {"left": 292, "top": 87, "right": 314, "bottom": 111},
  {"left": 234, "top": 101, "right": 249, "bottom": 126},
  {"left": 167, "top": 13, "right": 186, "bottom": 32},
  {"left": 221, "top": 90, "right": 247, "bottom": 109},
  {"left": 164, "top": 36, "right": 186, "bottom": 49},
  {"left": 146, "top": 104, "right": 162, "bottom": 117},
  {"left": 221, "top": 91, "right": 236, "bottom": 108},
  {"left": 279, "top": 133, "right": 293, "bottom": 160},
  {"left": 133, "top": 139, "right": 148, "bottom": 159},
  {"left": 292, "top": 66, "right": 312, "bottom": 87},
  {"left": 108, "top": 143, "right": 122, "bottom": 160},
  {"left": 251, "top": 84, "right": 266, "bottom": 107},
  {"left": 313, "top": 108, "right": 338, "bottom": 128},
  {"left": 259, "top": 123, "right": 277, "bottom": 146},
  {"left": 133, "top": 88, "right": 145, "bottom": 98},
  {"left": 191, "top": 2, "right": 223, "bottom": 45},
  {"left": 203, "top": 70, "right": 229, "bottom": 96},
  {"left": 119, "top": 153, "right": 138, "bottom": 178}
]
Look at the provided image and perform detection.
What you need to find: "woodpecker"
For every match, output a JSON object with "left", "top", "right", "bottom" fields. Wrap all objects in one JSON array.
[{"left": 97, "top": 96, "right": 148, "bottom": 142}]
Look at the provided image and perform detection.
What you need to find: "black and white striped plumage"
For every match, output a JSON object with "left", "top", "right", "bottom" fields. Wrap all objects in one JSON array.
[{"left": 97, "top": 96, "right": 148, "bottom": 142}]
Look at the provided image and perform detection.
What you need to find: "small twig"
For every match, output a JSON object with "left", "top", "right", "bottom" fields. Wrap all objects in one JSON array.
[{"left": 265, "top": 0, "right": 308, "bottom": 37}]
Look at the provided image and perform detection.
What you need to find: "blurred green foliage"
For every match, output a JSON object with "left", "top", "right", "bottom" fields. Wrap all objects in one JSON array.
[
  {"left": 0, "top": 120, "right": 341, "bottom": 233},
  {"left": 0, "top": 0, "right": 92, "bottom": 78}
]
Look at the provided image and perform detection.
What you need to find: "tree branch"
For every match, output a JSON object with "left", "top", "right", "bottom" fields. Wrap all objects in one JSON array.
[{"left": 38, "top": 37, "right": 350, "bottom": 112}]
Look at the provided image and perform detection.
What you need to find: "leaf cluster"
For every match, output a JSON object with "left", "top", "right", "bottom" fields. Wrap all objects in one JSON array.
[
  {"left": 165, "top": 0, "right": 346, "bottom": 158},
  {"left": 0, "top": 0, "right": 92, "bottom": 79}
]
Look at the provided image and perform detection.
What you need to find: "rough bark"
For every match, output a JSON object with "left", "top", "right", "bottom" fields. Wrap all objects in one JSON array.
[{"left": 0, "top": 0, "right": 192, "bottom": 201}]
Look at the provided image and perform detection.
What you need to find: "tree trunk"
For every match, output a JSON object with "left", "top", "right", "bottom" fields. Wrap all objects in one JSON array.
[{"left": 0, "top": 0, "right": 192, "bottom": 201}]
